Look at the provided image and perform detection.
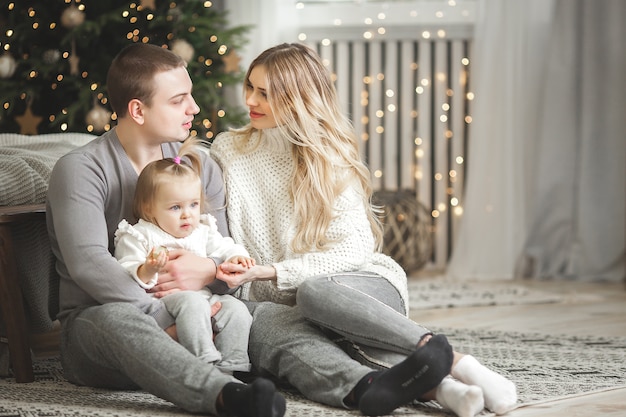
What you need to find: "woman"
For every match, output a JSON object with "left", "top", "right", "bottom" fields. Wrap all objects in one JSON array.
[{"left": 212, "top": 43, "right": 517, "bottom": 417}]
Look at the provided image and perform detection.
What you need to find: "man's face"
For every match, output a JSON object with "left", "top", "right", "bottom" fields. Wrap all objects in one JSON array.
[{"left": 142, "top": 66, "right": 200, "bottom": 143}]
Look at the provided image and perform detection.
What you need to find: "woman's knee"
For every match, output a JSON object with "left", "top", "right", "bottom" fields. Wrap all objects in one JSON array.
[{"left": 296, "top": 276, "right": 330, "bottom": 316}]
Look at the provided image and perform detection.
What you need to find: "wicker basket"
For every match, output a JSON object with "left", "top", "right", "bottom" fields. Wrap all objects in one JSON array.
[{"left": 373, "top": 190, "right": 433, "bottom": 273}]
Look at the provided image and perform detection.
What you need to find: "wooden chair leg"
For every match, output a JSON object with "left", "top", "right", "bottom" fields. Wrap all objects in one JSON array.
[{"left": 0, "top": 223, "right": 34, "bottom": 383}]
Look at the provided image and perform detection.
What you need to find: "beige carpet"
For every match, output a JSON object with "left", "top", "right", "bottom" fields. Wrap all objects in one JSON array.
[
  {"left": 408, "top": 279, "right": 564, "bottom": 310},
  {"left": 1, "top": 328, "right": 625, "bottom": 417}
]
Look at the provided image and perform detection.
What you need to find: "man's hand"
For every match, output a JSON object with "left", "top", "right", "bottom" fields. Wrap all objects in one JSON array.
[
  {"left": 165, "top": 324, "right": 178, "bottom": 341},
  {"left": 151, "top": 249, "right": 216, "bottom": 298}
]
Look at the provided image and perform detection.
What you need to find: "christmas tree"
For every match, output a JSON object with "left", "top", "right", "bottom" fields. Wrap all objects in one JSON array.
[{"left": 0, "top": 0, "right": 250, "bottom": 140}]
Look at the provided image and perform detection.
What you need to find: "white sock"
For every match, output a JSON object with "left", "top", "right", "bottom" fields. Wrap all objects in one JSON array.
[
  {"left": 451, "top": 355, "right": 517, "bottom": 415},
  {"left": 436, "top": 376, "right": 484, "bottom": 417}
]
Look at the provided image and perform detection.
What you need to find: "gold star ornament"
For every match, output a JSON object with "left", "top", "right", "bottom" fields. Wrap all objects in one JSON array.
[
  {"left": 222, "top": 50, "right": 241, "bottom": 74},
  {"left": 15, "top": 105, "right": 43, "bottom": 135}
]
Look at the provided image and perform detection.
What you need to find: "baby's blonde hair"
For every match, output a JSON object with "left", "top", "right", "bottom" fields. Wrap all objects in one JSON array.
[{"left": 133, "top": 137, "right": 205, "bottom": 224}]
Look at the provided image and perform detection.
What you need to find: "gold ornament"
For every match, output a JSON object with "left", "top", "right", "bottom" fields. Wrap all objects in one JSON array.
[
  {"left": 69, "top": 54, "right": 80, "bottom": 75},
  {"left": 140, "top": 0, "right": 157, "bottom": 10},
  {"left": 85, "top": 104, "right": 112, "bottom": 133},
  {"left": 61, "top": 5, "right": 85, "bottom": 29},
  {"left": 222, "top": 50, "right": 241, "bottom": 74},
  {"left": 15, "top": 105, "right": 43, "bottom": 135}
]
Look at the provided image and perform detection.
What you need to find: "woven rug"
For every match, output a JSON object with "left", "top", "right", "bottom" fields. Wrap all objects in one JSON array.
[
  {"left": 1, "top": 328, "right": 625, "bottom": 417},
  {"left": 408, "top": 279, "right": 565, "bottom": 310}
]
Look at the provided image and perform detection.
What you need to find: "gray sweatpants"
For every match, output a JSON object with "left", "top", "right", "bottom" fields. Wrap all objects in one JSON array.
[
  {"left": 60, "top": 302, "right": 238, "bottom": 414},
  {"left": 162, "top": 291, "right": 252, "bottom": 372}
]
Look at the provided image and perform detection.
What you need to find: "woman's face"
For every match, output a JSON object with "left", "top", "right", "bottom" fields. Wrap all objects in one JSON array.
[{"left": 245, "top": 65, "right": 278, "bottom": 129}]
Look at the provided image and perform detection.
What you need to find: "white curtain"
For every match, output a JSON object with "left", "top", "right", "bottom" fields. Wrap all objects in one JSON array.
[{"left": 447, "top": 0, "right": 626, "bottom": 282}]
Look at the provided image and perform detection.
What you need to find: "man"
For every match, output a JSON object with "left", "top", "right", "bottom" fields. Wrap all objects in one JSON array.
[{"left": 46, "top": 43, "right": 285, "bottom": 417}]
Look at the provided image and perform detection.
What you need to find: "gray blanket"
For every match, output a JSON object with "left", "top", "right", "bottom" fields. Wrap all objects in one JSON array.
[{"left": 0, "top": 133, "right": 95, "bottom": 334}]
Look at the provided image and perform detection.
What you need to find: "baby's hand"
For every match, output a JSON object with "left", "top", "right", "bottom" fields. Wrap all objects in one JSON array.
[
  {"left": 226, "top": 256, "right": 256, "bottom": 269},
  {"left": 145, "top": 246, "right": 169, "bottom": 273}
]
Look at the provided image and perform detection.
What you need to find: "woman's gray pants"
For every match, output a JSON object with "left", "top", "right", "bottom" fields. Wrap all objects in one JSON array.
[{"left": 246, "top": 272, "right": 431, "bottom": 408}]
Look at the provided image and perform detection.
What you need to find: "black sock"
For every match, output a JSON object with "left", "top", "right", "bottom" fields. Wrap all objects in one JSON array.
[
  {"left": 357, "top": 334, "right": 453, "bottom": 416},
  {"left": 221, "top": 378, "right": 286, "bottom": 417}
]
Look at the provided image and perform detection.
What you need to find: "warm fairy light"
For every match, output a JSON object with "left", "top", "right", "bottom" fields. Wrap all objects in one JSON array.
[
  {"left": 456, "top": 156, "right": 464, "bottom": 164},
  {"left": 321, "top": 38, "right": 331, "bottom": 46},
  {"left": 450, "top": 197, "right": 459, "bottom": 206},
  {"left": 377, "top": 13, "right": 386, "bottom": 20},
  {"left": 363, "top": 31, "right": 373, "bottom": 39},
  {"left": 422, "top": 31, "right": 431, "bottom": 39},
  {"left": 298, "top": 33, "right": 307, "bottom": 41},
  {"left": 454, "top": 206, "right": 464, "bottom": 216},
  {"left": 295, "top": 2, "right": 304, "bottom": 9}
]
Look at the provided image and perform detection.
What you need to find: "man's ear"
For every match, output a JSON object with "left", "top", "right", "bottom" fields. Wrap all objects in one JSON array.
[{"left": 127, "top": 98, "right": 145, "bottom": 125}]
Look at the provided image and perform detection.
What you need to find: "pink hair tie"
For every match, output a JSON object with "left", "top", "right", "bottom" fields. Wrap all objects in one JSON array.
[{"left": 173, "top": 156, "right": 181, "bottom": 165}]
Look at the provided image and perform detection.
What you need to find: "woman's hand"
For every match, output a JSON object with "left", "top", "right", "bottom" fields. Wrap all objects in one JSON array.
[
  {"left": 150, "top": 249, "right": 217, "bottom": 297},
  {"left": 217, "top": 263, "right": 276, "bottom": 288},
  {"left": 226, "top": 255, "right": 257, "bottom": 269}
]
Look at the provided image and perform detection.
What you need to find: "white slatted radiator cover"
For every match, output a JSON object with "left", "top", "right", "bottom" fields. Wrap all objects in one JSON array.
[{"left": 306, "top": 30, "right": 473, "bottom": 268}]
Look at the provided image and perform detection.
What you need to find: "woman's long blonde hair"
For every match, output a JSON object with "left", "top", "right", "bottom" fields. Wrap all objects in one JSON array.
[
  {"left": 134, "top": 137, "right": 205, "bottom": 224},
  {"left": 233, "top": 43, "right": 383, "bottom": 253}
]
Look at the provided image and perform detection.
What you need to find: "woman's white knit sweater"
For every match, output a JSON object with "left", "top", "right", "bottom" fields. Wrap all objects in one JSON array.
[{"left": 211, "top": 127, "right": 408, "bottom": 313}]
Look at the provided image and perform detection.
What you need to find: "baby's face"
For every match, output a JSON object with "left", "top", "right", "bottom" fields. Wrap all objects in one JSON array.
[{"left": 151, "top": 177, "right": 202, "bottom": 238}]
